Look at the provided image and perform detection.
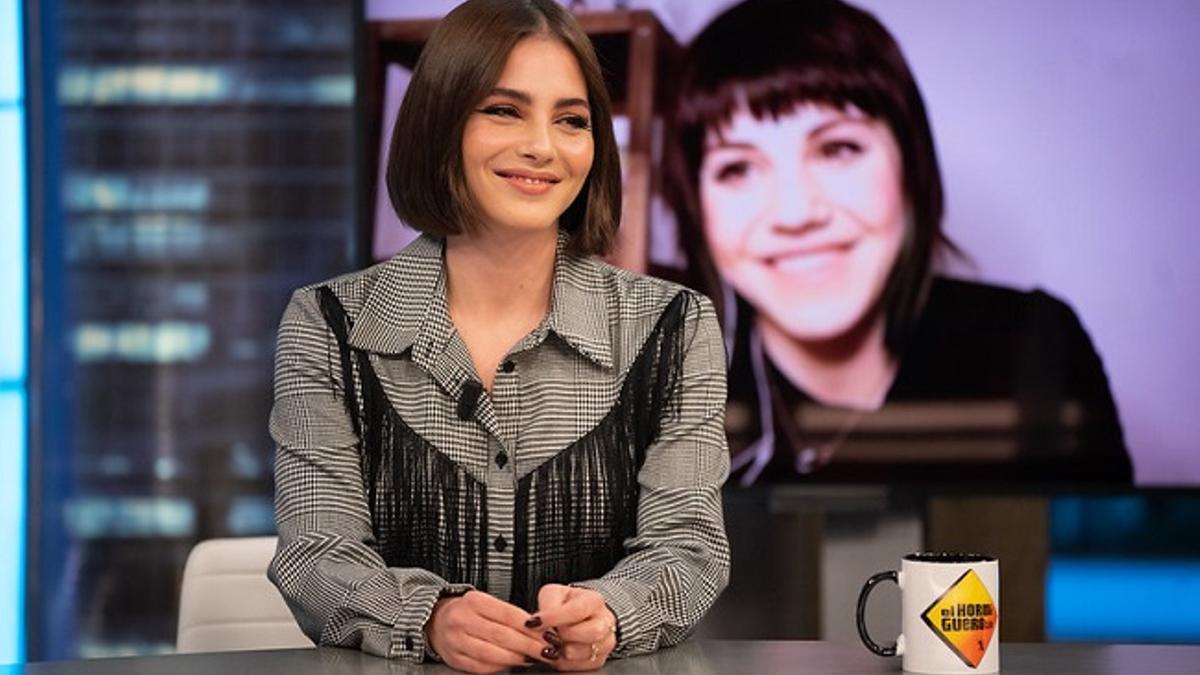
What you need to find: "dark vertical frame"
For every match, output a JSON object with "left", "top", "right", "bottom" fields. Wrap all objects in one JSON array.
[
  {"left": 24, "top": 0, "right": 73, "bottom": 661},
  {"left": 353, "top": 0, "right": 370, "bottom": 269}
]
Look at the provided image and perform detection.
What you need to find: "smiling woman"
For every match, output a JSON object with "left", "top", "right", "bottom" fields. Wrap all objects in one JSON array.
[
  {"left": 699, "top": 104, "right": 907, "bottom": 352},
  {"left": 268, "top": 0, "right": 730, "bottom": 672},
  {"left": 385, "top": 0, "right": 620, "bottom": 258},
  {"left": 460, "top": 37, "right": 594, "bottom": 242},
  {"left": 665, "top": 0, "right": 1131, "bottom": 485}
]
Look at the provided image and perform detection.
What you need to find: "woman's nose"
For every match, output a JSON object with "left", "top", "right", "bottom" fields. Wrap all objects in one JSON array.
[
  {"left": 773, "top": 165, "right": 830, "bottom": 232},
  {"left": 516, "top": 121, "right": 554, "bottom": 163}
]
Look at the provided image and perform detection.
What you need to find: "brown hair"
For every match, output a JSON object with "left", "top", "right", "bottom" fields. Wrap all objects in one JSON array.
[
  {"left": 386, "top": 0, "right": 621, "bottom": 256},
  {"left": 664, "top": 0, "right": 955, "bottom": 354}
]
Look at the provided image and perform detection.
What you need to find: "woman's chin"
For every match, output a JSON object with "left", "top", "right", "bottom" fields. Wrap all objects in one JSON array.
[
  {"left": 776, "top": 321, "right": 858, "bottom": 345},
  {"left": 758, "top": 303, "right": 875, "bottom": 349}
]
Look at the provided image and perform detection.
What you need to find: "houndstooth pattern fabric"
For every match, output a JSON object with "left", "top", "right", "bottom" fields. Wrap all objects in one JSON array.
[{"left": 268, "top": 233, "right": 730, "bottom": 662}]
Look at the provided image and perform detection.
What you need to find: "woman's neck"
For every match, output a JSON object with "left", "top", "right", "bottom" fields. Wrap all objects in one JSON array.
[
  {"left": 758, "top": 312, "right": 897, "bottom": 411},
  {"left": 444, "top": 226, "right": 558, "bottom": 324}
]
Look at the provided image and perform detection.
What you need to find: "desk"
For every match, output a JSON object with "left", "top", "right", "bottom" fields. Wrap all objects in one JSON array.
[{"left": 5, "top": 641, "right": 1199, "bottom": 674}]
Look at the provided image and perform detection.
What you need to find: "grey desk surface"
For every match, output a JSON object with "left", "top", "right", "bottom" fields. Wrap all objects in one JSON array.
[{"left": 5, "top": 641, "right": 1199, "bottom": 675}]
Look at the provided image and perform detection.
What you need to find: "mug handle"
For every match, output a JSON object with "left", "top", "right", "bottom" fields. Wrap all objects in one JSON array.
[{"left": 856, "top": 571, "right": 900, "bottom": 657}]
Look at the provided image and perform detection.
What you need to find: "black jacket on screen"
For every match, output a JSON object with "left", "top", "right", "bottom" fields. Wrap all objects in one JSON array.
[{"left": 724, "top": 277, "right": 1133, "bottom": 485}]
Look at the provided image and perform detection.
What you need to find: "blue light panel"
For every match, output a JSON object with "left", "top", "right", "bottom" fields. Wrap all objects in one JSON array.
[
  {"left": 0, "top": 393, "right": 25, "bottom": 666},
  {"left": 0, "top": 0, "right": 18, "bottom": 100},
  {"left": 0, "top": 109, "right": 26, "bottom": 381},
  {"left": 0, "top": 0, "right": 27, "bottom": 665},
  {"left": 1047, "top": 557, "right": 1200, "bottom": 642}
]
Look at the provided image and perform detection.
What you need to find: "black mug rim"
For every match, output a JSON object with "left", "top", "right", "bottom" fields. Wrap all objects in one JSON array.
[{"left": 903, "top": 552, "right": 996, "bottom": 564}]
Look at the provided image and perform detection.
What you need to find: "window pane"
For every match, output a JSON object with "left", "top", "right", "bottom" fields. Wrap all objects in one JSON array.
[
  {"left": 0, "top": 391, "right": 26, "bottom": 665},
  {"left": 0, "top": 108, "right": 26, "bottom": 382},
  {"left": 0, "top": 0, "right": 20, "bottom": 102}
]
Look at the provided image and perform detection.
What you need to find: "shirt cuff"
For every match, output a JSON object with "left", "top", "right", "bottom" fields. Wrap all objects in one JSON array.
[
  {"left": 393, "top": 582, "right": 475, "bottom": 662},
  {"left": 570, "top": 579, "right": 649, "bottom": 658},
  {"left": 417, "top": 583, "right": 475, "bottom": 662}
]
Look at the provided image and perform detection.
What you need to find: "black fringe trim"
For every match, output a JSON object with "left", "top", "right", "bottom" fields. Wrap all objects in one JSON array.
[
  {"left": 510, "top": 291, "right": 693, "bottom": 610},
  {"left": 316, "top": 286, "right": 488, "bottom": 589}
]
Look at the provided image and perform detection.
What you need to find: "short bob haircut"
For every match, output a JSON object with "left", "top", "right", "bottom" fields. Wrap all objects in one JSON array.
[
  {"left": 664, "top": 0, "right": 952, "bottom": 354},
  {"left": 387, "top": 0, "right": 622, "bottom": 257}
]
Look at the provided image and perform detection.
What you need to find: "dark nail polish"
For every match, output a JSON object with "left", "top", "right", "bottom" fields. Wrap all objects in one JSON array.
[
  {"left": 525, "top": 616, "right": 542, "bottom": 629},
  {"left": 543, "top": 631, "right": 563, "bottom": 648},
  {"left": 541, "top": 646, "right": 561, "bottom": 660}
]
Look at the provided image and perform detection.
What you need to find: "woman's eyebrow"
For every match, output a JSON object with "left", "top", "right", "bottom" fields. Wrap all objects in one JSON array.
[
  {"left": 705, "top": 138, "right": 758, "bottom": 151},
  {"left": 704, "top": 114, "right": 870, "bottom": 150},
  {"left": 809, "top": 117, "right": 870, "bottom": 136},
  {"left": 487, "top": 87, "right": 588, "bottom": 109}
]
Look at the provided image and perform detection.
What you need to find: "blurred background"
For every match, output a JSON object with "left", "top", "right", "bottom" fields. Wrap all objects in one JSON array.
[{"left": 4, "top": 0, "right": 1200, "bottom": 665}]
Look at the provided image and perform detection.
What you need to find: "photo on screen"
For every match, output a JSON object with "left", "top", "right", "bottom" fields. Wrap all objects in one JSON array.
[{"left": 365, "top": 0, "right": 1200, "bottom": 487}]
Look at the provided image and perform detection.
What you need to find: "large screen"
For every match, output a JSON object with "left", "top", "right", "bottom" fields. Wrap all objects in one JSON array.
[{"left": 366, "top": 0, "right": 1200, "bottom": 487}]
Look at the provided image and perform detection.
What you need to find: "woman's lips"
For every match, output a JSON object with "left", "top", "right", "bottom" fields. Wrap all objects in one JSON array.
[
  {"left": 495, "top": 170, "right": 560, "bottom": 196},
  {"left": 762, "top": 242, "right": 856, "bottom": 276}
]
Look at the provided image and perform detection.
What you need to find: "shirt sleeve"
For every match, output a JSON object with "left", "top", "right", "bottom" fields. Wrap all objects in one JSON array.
[
  {"left": 266, "top": 288, "right": 472, "bottom": 661},
  {"left": 1037, "top": 290, "right": 1132, "bottom": 482},
  {"left": 572, "top": 292, "right": 732, "bottom": 657}
]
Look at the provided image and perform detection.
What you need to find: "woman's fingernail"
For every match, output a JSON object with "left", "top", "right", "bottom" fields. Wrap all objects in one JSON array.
[
  {"left": 543, "top": 631, "right": 563, "bottom": 648},
  {"left": 525, "top": 616, "right": 542, "bottom": 629},
  {"left": 541, "top": 646, "right": 561, "bottom": 660}
]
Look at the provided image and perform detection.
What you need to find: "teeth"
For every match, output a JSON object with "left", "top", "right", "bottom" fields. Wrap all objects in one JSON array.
[{"left": 503, "top": 173, "right": 552, "bottom": 184}]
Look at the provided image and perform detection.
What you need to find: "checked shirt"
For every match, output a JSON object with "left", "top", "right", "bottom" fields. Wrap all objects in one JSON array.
[{"left": 268, "top": 233, "right": 730, "bottom": 662}]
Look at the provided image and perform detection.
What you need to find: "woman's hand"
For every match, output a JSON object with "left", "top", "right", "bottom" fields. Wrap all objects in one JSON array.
[
  {"left": 425, "top": 590, "right": 553, "bottom": 673},
  {"left": 532, "top": 584, "right": 618, "bottom": 671}
]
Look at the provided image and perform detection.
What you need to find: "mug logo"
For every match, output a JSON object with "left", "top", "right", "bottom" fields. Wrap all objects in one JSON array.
[{"left": 921, "top": 569, "right": 998, "bottom": 668}]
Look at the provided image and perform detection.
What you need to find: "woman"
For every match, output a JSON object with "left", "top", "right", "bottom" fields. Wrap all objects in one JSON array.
[
  {"left": 665, "top": 0, "right": 1131, "bottom": 485},
  {"left": 268, "top": 0, "right": 730, "bottom": 671}
]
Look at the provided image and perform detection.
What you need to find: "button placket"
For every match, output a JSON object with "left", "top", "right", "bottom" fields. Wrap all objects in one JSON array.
[
  {"left": 487, "top": 436, "right": 508, "bottom": 473},
  {"left": 485, "top": 357, "right": 519, "bottom": 600},
  {"left": 491, "top": 356, "right": 520, "bottom": 474},
  {"left": 483, "top": 434, "right": 515, "bottom": 599}
]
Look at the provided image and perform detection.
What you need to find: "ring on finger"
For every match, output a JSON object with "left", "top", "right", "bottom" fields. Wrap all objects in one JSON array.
[{"left": 590, "top": 642, "right": 599, "bottom": 662}]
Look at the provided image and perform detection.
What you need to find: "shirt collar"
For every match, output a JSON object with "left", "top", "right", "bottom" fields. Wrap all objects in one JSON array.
[
  {"left": 347, "top": 234, "right": 443, "bottom": 358},
  {"left": 545, "top": 232, "right": 613, "bottom": 369},
  {"left": 347, "top": 232, "right": 613, "bottom": 370}
]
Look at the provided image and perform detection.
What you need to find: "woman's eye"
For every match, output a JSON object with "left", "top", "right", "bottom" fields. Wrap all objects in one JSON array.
[
  {"left": 819, "top": 140, "right": 864, "bottom": 160},
  {"left": 714, "top": 160, "right": 752, "bottom": 183},
  {"left": 559, "top": 114, "right": 591, "bottom": 131},
  {"left": 480, "top": 105, "right": 519, "bottom": 118}
]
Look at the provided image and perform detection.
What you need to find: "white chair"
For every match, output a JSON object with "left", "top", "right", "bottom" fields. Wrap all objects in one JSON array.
[{"left": 177, "top": 536, "right": 313, "bottom": 653}]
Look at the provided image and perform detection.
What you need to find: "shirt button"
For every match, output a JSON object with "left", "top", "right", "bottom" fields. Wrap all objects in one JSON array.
[
  {"left": 501, "top": 360, "right": 515, "bottom": 373},
  {"left": 494, "top": 536, "right": 507, "bottom": 552},
  {"left": 495, "top": 450, "right": 508, "bottom": 469}
]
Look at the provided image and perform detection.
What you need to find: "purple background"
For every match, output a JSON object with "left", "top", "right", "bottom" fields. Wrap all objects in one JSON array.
[{"left": 850, "top": 0, "right": 1200, "bottom": 485}]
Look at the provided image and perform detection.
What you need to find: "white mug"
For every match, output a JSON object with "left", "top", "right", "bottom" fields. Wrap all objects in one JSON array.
[{"left": 857, "top": 552, "right": 1000, "bottom": 674}]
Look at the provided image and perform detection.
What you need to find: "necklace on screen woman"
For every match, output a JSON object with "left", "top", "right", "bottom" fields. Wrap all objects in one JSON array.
[{"left": 766, "top": 351, "right": 896, "bottom": 476}]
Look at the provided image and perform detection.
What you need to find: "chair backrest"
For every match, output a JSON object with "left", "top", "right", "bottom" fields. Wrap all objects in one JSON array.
[{"left": 177, "top": 536, "right": 313, "bottom": 653}]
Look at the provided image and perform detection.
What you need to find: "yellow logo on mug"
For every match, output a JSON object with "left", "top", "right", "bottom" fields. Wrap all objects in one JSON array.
[{"left": 921, "top": 569, "right": 998, "bottom": 668}]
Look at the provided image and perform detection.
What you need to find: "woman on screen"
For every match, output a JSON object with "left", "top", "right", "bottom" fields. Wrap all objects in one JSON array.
[
  {"left": 665, "top": 0, "right": 1130, "bottom": 485},
  {"left": 268, "top": 0, "right": 729, "bottom": 670}
]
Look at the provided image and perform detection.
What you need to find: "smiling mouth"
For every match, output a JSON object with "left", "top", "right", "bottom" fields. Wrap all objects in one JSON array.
[
  {"left": 763, "top": 242, "right": 855, "bottom": 266},
  {"left": 495, "top": 171, "right": 560, "bottom": 186}
]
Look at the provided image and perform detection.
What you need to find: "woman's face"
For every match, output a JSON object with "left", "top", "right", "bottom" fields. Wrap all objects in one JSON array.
[
  {"left": 699, "top": 103, "right": 907, "bottom": 343},
  {"left": 461, "top": 36, "right": 595, "bottom": 235}
]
